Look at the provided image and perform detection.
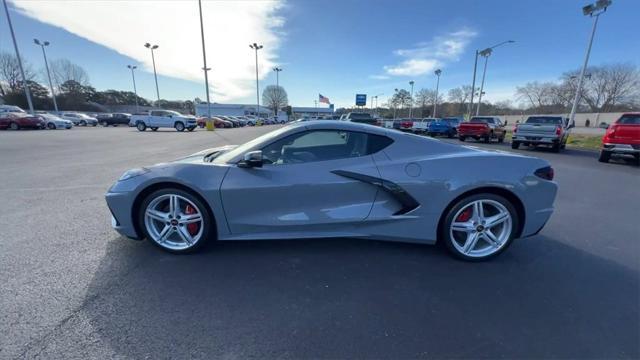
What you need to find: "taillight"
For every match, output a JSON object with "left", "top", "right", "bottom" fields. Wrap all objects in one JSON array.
[
  {"left": 607, "top": 125, "right": 617, "bottom": 138},
  {"left": 534, "top": 166, "right": 554, "bottom": 181},
  {"left": 555, "top": 126, "right": 562, "bottom": 135},
  {"left": 513, "top": 126, "right": 518, "bottom": 133}
]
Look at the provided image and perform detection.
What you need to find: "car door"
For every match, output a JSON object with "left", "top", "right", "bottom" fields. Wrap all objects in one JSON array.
[{"left": 220, "top": 130, "right": 381, "bottom": 236}]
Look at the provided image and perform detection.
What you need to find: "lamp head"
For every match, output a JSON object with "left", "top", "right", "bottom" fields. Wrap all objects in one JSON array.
[
  {"left": 144, "top": 43, "right": 151, "bottom": 48},
  {"left": 44, "top": 41, "right": 50, "bottom": 46},
  {"left": 34, "top": 39, "right": 40, "bottom": 45},
  {"left": 152, "top": 45, "right": 158, "bottom": 50},
  {"left": 434, "top": 69, "right": 442, "bottom": 76}
]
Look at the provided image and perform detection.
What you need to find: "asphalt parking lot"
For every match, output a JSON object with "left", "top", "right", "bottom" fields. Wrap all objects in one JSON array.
[{"left": 1, "top": 126, "right": 638, "bottom": 359}]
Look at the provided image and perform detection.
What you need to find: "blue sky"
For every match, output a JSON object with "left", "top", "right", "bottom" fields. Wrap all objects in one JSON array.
[{"left": 1, "top": 0, "right": 638, "bottom": 109}]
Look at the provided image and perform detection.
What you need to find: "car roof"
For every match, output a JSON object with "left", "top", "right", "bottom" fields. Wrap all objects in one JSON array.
[{"left": 291, "top": 120, "right": 400, "bottom": 137}]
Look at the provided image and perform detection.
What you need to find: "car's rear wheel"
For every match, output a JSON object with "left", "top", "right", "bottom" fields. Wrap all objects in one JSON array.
[
  {"left": 139, "top": 189, "right": 212, "bottom": 253},
  {"left": 511, "top": 141, "right": 519, "bottom": 149},
  {"left": 9, "top": 122, "right": 19, "bottom": 130},
  {"left": 459, "top": 136, "right": 466, "bottom": 142},
  {"left": 175, "top": 122, "right": 185, "bottom": 132},
  {"left": 598, "top": 150, "right": 610, "bottom": 163},
  {"left": 551, "top": 143, "right": 561, "bottom": 153},
  {"left": 80, "top": 120, "right": 87, "bottom": 126},
  {"left": 136, "top": 122, "right": 146, "bottom": 131},
  {"left": 151, "top": 127, "right": 158, "bottom": 131},
  {"left": 102, "top": 121, "right": 109, "bottom": 127},
  {"left": 441, "top": 193, "right": 519, "bottom": 261},
  {"left": 47, "top": 123, "right": 56, "bottom": 130}
]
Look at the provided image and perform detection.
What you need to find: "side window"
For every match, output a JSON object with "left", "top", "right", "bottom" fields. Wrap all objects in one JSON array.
[{"left": 262, "top": 130, "right": 387, "bottom": 165}]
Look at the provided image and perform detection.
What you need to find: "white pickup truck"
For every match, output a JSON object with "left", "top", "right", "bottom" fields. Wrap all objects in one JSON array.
[{"left": 130, "top": 110, "right": 198, "bottom": 132}]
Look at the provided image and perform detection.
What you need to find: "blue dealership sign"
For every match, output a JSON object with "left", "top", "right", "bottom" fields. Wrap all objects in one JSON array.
[{"left": 355, "top": 94, "right": 367, "bottom": 106}]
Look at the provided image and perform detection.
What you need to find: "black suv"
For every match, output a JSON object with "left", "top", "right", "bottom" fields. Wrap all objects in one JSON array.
[{"left": 341, "top": 112, "right": 376, "bottom": 125}]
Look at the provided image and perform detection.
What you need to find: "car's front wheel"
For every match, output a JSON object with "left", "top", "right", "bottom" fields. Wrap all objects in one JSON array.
[
  {"left": 175, "top": 122, "right": 185, "bottom": 132},
  {"left": 139, "top": 189, "right": 212, "bottom": 253},
  {"left": 136, "top": 122, "right": 146, "bottom": 131},
  {"left": 511, "top": 141, "right": 519, "bottom": 149},
  {"left": 598, "top": 150, "right": 610, "bottom": 163},
  {"left": 9, "top": 122, "right": 19, "bottom": 130},
  {"left": 80, "top": 120, "right": 87, "bottom": 126},
  {"left": 441, "top": 193, "right": 519, "bottom": 261},
  {"left": 102, "top": 121, "right": 109, "bottom": 127},
  {"left": 47, "top": 123, "right": 56, "bottom": 130}
]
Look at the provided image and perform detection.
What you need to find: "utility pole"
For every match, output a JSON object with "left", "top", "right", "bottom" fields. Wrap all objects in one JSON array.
[
  {"left": 34, "top": 39, "right": 58, "bottom": 112},
  {"left": 3, "top": 0, "right": 34, "bottom": 113},
  {"left": 476, "top": 49, "right": 491, "bottom": 116}
]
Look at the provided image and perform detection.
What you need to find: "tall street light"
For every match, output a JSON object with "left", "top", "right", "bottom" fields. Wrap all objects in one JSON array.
[
  {"left": 249, "top": 43, "right": 263, "bottom": 117},
  {"left": 197, "top": 0, "right": 212, "bottom": 120},
  {"left": 475, "top": 49, "right": 492, "bottom": 116},
  {"left": 393, "top": 88, "right": 399, "bottom": 119},
  {"left": 34, "top": 39, "right": 58, "bottom": 113},
  {"left": 408, "top": 80, "right": 415, "bottom": 119},
  {"left": 468, "top": 40, "right": 514, "bottom": 119},
  {"left": 144, "top": 42, "right": 160, "bottom": 102},
  {"left": 569, "top": 0, "right": 612, "bottom": 127},
  {"left": 273, "top": 67, "right": 282, "bottom": 87},
  {"left": 127, "top": 65, "right": 139, "bottom": 113},
  {"left": 3, "top": 0, "right": 33, "bottom": 113},
  {"left": 433, "top": 69, "right": 442, "bottom": 118}
]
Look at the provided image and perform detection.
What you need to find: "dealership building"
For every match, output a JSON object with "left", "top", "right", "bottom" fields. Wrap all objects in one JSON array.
[{"left": 195, "top": 103, "right": 335, "bottom": 119}]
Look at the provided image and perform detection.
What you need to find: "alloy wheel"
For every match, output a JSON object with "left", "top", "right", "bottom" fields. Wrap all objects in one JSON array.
[
  {"left": 144, "top": 194, "right": 204, "bottom": 251},
  {"left": 449, "top": 199, "right": 512, "bottom": 258}
]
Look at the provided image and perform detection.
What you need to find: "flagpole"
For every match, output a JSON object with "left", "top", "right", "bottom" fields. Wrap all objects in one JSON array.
[{"left": 314, "top": 100, "right": 318, "bottom": 117}]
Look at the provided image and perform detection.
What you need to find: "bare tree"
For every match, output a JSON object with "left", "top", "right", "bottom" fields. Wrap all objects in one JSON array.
[
  {"left": 262, "top": 85, "right": 288, "bottom": 115},
  {"left": 447, "top": 85, "right": 473, "bottom": 114},
  {"left": 49, "top": 58, "right": 90, "bottom": 89},
  {"left": 515, "top": 81, "right": 555, "bottom": 110},
  {"left": 0, "top": 52, "right": 36, "bottom": 96}
]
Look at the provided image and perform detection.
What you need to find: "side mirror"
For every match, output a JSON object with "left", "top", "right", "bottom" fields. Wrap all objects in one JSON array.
[
  {"left": 504, "top": 120, "right": 508, "bottom": 126},
  {"left": 238, "top": 150, "right": 263, "bottom": 168}
]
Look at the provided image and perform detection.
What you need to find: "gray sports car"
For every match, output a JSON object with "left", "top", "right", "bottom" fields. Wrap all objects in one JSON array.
[{"left": 105, "top": 121, "right": 557, "bottom": 261}]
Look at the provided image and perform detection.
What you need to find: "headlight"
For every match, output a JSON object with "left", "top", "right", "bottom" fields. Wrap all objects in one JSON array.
[{"left": 118, "top": 168, "right": 149, "bottom": 181}]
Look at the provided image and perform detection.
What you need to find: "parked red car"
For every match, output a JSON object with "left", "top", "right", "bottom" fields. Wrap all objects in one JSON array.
[
  {"left": 458, "top": 116, "right": 507, "bottom": 143},
  {"left": 0, "top": 112, "right": 45, "bottom": 130},
  {"left": 599, "top": 113, "right": 640, "bottom": 164}
]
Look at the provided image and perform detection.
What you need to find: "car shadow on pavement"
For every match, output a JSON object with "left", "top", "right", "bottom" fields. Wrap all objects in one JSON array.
[{"left": 29, "top": 235, "right": 639, "bottom": 359}]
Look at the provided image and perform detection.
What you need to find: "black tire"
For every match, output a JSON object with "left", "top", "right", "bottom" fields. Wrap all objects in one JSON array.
[
  {"left": 80, "top": 120, "right": 87, "bottom": 126},
  {"left": 447, "top": 131, "right": 454, "bottom": 138},
  {"left": 9, "top": 122, "right": 19, "bottom": 130},
  {"left": 151, "top": 127, "right": 158, "bottom": 132},
  {"left": 175, "top": 122, "right": 185, "bottom": 132},
  {"left": 138, "top": 188, "right": 213, "bottom": 254},
  {"left": 551, "top": 143, "right": 561, "bottom": 153},
  {"left": 459, "top": 136, "right": 466, "bottom": 142},
  {"left": 440, "top": 193, "right": 519, "bottom": 262},
  {"left": 483, "top": 135, "right": 490, "bottom": 143},
  {"left": 91, "top": 123, "right": 97, "bottom": 127},
  {"left": 136, "top": 122, "right": 147, "bottom": 131},
  {"left": 187, "top": 127, "right": 195, "bottom": 132},
  {"left": 47, "top": 123, "right": 56, "bottom": 130},
  {"left": 511, "top": 141, "right": 520, "bottom": 149},
  {"left": 598, "top": 150, "right": 610, "bottom": 163},
  {"left": 102, "top": 121, "right": 109, "bottom": 127},
  {"left": 498, "top": 136, "right": 505, "bottom": 143}
]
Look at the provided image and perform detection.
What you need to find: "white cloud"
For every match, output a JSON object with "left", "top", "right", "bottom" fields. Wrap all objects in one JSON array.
[
  {"left": 384, "top": 28, "right": 477, "bottom": 77},
  {"left": 369, "top": 74, "right": 390, "bottom": 80},
  {"left": 11, "top": 0, "right": 285, "bottom": 101}
]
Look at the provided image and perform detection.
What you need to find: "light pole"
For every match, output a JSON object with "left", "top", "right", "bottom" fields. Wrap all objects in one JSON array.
[
  {"left": 408, "top": 81, "right": 415, "bottom": 119},
  {"left": 197, "top": 0, "right": 212, "bottom": 121},
  {"left": 3, "top": 0, "right": 33, "bottom": 113},
  {"left": 569, "top": 0, "right": 611, "bottom": 127},
  {"left": 467, "top": 40, "right": 514, "bottom": 119},
  {"left": 273, "top": 67, "right": 282, "bottom": 116},
  {"left": 34, "top": 39, "right": 58, "bottom": 113},
  {"left": 127, "top": 65, "right": 139, "bottom": 113},
  {"left": 144, "top": 43, "right": 160, "bottom": 102},
  {"left": 373, "top": 93, "right": 383, "bottom": 116},
  {"left": 249, "top": 43, "right": 263, "bottom": 117},
  {"left": 475, "top": 49, "right": 491, "bottom": 116},
  {"left": 393, "top": 88, "right": 398, "bottom": 118},
  {"left": 433, "top": 69, "right": 441, "bottom": 118}
]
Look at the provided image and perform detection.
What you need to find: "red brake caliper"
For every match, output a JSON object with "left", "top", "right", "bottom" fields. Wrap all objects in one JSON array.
[
  {"left": 456, "top": 207, "right": 473, "bottom": 222},
  {"left": 185, "top": 204, "right": 199, "bottom": 235}
]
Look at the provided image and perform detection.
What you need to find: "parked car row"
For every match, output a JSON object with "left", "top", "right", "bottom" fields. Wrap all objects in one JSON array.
[{"left": 197, "top": 115, "right": 287, "bottom": 129}]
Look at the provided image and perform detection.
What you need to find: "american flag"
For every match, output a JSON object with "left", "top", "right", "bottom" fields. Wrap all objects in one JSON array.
[{"left": 319, "top": 94, "right": 330, "bottom": 104}]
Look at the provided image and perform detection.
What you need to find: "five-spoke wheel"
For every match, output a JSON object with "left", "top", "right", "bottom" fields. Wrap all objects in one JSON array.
[
  {"left": 139, "top": 189, "right": 211, "bottom": 253},
  {"left": 441, "top": 194, "right": 518, "bottom": 261}
]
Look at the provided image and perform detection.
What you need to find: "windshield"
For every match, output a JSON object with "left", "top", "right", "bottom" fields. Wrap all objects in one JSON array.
[
  {"left": 213, "top": 125, "right": 295, "bottom": 164},
  {"left": 617, "top": 114, "right": 640, "bottom": 124},
  {"left": 470, "top": 117, "right": 495, "bottom": 124},
  {"left": 526, "top": 116, "right": 563, "bottom": 124}
]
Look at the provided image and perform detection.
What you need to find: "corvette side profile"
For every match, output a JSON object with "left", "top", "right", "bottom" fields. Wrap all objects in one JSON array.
[{"left": 106, "top": 121, "right": 557, "bottom": 261}]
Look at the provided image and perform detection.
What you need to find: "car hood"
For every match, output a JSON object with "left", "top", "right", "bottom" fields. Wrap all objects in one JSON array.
[{"left": 170, "top": 145, "right": 238, "bottom": 164}]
